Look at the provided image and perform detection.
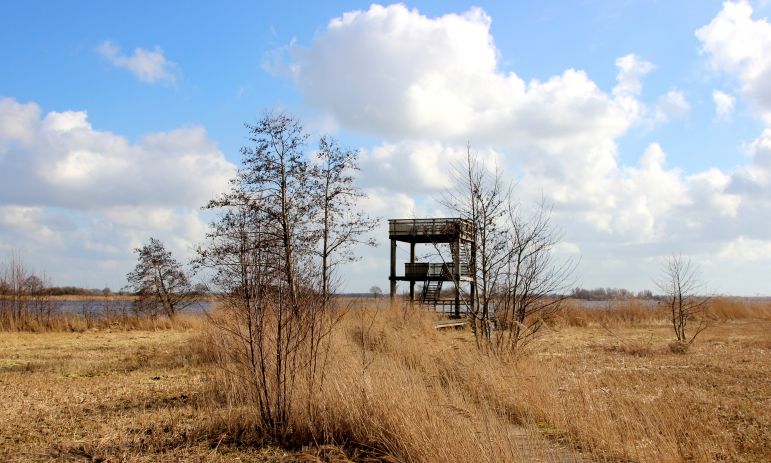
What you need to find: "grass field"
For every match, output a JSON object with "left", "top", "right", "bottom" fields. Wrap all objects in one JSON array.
[{"left": 0, "top": 301, "right": 769, "bottom": 462}]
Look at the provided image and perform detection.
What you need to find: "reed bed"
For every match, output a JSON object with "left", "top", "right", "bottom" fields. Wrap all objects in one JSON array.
[
  {"left": 198, "top": 300, "right": 770, "bottom": 462},
  {"left": 1, "top": 298, "right": 768, "bottom": 462}
]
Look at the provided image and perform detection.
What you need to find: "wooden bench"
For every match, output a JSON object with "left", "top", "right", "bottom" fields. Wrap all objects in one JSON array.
[{"left": 434, "top": 320, "right": 468, "bottom": 330}]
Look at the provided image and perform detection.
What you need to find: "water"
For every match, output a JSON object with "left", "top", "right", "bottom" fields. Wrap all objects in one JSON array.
[
  {"left": 571, "top": 299, "right": 660, "bottom": 309},
  {"left": 57, "top": 299, "right": 213, "bottom": 316}
]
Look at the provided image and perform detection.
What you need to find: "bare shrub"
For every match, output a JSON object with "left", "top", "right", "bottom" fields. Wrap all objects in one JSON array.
[
  {"left": 668, "top": 340, "right": 689, "bottom": 354},
  {"left": 439, "top": 147, "right": 575, "bottom": 353},
  {"left": 656, "top": 254, "right": 712, "bottom": 345},
  {"left": 0, "top": 252, "right": 61, "bottom": 330}
]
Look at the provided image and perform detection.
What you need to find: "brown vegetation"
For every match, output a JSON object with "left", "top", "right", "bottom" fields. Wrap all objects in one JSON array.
[{"left": 1, "top": 298, "right": 769, "bottom": 462}]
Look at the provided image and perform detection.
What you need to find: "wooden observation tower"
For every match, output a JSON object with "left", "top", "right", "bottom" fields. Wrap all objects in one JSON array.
[{"left": 388, "top": 218, "right": 476, "bottom": 318}]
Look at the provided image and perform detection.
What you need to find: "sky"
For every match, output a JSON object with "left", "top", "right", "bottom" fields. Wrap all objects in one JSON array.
[{"left": 1, "top": 1, "right": 771, "bottom": 295}]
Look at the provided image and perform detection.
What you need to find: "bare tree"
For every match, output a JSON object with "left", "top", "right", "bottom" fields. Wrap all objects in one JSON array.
[
  {"left": 125, "top": 237, "right": 197, "bottom": 319},
  {"left": 369, "top": 286, "right": 383, "bottom": 298},
  {"left": 196, "top": 189, "right": 305, "bottom": 437},
  {"left": 0, "top": 252, "right": 59, "bottom": 330},
  {"left": 240, "top": 112, "right": 315, "bottom": 311},
  {"left": 656, "top": 254, "right": 711, "bottom": 346},
  {"left": 440, "top": 145, "right": 574, "bottom": 352},
  {"left": 440, "top": 146, "right": 510, "bottom": 344},
  {"left": 196, "top": 112, "right": 361, "bottom": 440},
  {"left": 494, "top": 202, "right": 575, "bottom": 350},
  {"left": 312, "top": 135, "right": 377, "bottom": 309}
]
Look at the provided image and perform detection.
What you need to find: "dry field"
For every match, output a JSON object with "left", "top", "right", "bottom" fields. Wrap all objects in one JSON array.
[{"left": 0, "top": 300, "right": 769, "bottom": 462}]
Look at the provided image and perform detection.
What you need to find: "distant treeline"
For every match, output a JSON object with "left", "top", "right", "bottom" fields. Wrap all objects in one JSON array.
[
  {"left": 0, "top": 284, "right": 123, "bottom": 297},
  {"left": 46, "top": 286, "right": 119, "bottom": 296},
  {"left": 571, "top": 287, "right": 654, "bottom": 300}
]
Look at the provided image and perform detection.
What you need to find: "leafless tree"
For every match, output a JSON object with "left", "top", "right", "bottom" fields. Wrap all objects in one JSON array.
[
  {"left": 369, "top": 286, "right": 383, "bottom": 298},
  {"left": 439, "top": 146, "right": 510, "bottom": 344},
  {"left": 656, "top": 254, "right": 711, "bottom": 346},
  {"left": 239, "top": 113, "right": 315, "bottom": 311},
  {"left": 312, "top": 135, "right": 377, "bottom": 309},
  {"left": 440, "top": 145, "right": 574, "bottom": 353},
  {"left": 0, "top": 252, "right": 59, "bottom": 330},
  {"left": 196, "top": 112, "right": 371, "bottom": 439},
  {"left": 124, "top": 237, "right": 197, "bottom": 319},
  {"left": 197, "top": 189, "right": 309, "bottom": 438},
  {"left": 494, "top": 202, "right": 575, "bottom": 351}
]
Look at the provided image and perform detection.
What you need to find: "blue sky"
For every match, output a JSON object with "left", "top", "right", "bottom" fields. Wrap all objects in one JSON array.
[{"left": 2, "top": 1, "right": 771, "bottom": 295}]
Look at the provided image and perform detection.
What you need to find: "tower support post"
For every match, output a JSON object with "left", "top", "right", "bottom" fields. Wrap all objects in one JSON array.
[{"left": 390, "top": 238, "right": 397, "bottom": 299}]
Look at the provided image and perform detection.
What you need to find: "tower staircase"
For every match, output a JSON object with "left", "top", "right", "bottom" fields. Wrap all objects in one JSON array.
[
  {"left": 450, "top": 241, "right": 473, "bottom": 276},
  {"left": 421, "top": 280, "right": 443, "bottom": 305}
]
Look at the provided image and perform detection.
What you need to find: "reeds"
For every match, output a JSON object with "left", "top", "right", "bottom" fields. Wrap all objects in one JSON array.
[
  {"left": 198, "top": 300, "right": 771, "bottom": 462},
  {"left": 2, "top": 298, "right": 769, "bottom": 462}
]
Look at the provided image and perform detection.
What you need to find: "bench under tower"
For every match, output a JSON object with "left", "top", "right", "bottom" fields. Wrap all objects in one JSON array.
[{"left": 388, "top": 218, "right": 476, "bottom": 318}]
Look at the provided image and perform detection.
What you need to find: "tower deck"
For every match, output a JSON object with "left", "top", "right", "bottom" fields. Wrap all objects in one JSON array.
[
  {"left": 388, "top": 218, "right": 476, "bottom": 318},
  {"left": 388, "top": 218, "right": 474, "bottom": 243}
]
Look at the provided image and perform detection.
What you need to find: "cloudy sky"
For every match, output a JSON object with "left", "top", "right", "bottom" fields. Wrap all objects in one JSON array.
[{"left": 1, "top": 1, "right": 771, "bottom": 295}]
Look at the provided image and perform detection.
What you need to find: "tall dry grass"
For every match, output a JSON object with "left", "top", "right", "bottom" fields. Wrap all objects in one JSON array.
[
  {"left": 198, "top": 303, "right": 582, "bottom": 461},
  {"left": 196, "top": 299, "right": 771, "bottom": 462},
  {"left": 3, "top": 297, "right": 767, "bottom": 461},
  {"left": 558, "top": 296, "right": 771, "bottom": 329},
  {"left": 0, "top": 309, "right": 206, "bottom": 332}
]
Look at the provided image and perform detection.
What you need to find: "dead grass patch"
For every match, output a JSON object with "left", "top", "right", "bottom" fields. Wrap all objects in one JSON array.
[{"left": 1, "top": 304, "right": 769, "bottom": 462}]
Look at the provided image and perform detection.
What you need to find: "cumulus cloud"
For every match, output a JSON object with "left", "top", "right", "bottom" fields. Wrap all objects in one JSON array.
[
  {"left": 0, "top": 97, "right": 235, "bottom": 287},
  {"left": 696, "top": 1, "right": 771, "bottom": 122},
  {"left": 729, "top": 127, "right": 771, "bottom": 197},
  {"left": 274, "top": 4, "right": 749, "bottom": 246},
  {"left": 281, "top": 4, "right": 663, "bottom": 234},
  {"left": 0, "top": 97, "right": 234, "bottom": 209},
  {"left": 0, "top": 205, "right": 62, "bottom": 246},
  {"left": 656, "top": 89, "right": 690, "bottom": 122},
  {"left": 718, "top": 236, "right": 771, "bottom": 261},
  {"left": 287, "top": 4, "right": 639, "bottom": 146},
  {"left": 357, "top": 142, "right": 503, "bottom": 195},
  {"left": 713, "top": 89, "right": 736, "bottom": 119},
  {"left": 261, "top": 2, "right": 771, "bottom": 294},
  {"left": 98, "top": 41, "right": 177, "bottom": 84},
  {"left": 613, "top": 53, "right": 656, "bottom": 97}
]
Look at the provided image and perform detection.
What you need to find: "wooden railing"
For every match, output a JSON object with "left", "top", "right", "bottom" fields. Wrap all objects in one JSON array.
[
  {"left": 404, "top": 262, "right": 472, "bottom": 278},
  {"left": 389, "top": 218, "right": 474, "bottom": 240}
]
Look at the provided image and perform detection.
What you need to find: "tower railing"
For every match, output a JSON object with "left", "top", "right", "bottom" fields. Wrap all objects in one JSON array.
[{"left": 389, "top": 218, "right": 474, "bottom": 241}]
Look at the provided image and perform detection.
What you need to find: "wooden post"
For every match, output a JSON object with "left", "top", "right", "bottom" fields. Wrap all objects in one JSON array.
[
  {"left": 453, "top": 238, "right": 460, "bottom": 318},
  {"left": 470, "top": 240, "right": 477, "bottom": 315},
  {"left": 390, "top": 238, "right": 397, "bottom": 299},
  {"left": 409, "top": 242, "right": 415, "bottom": 302}
]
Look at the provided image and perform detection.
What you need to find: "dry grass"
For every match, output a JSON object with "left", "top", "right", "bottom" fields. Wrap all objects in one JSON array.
[
  {"left": 1, "top": 300, "right": 769, "bottom": 462},
  {"left": 0, "top": 311, "right": 205, "bottom": 332}
]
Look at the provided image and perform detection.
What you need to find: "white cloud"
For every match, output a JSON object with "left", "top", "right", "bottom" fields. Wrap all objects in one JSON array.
[
  {"left": 282, "top": 3, "right": 660, "bottom": 241},
  {"left": 696, "top": 1, "right": 771, "bottom": 122},
  {"left": 260, "top": 3, "right": 771, "bottom": 292},
  {"left": 98, "top": 41, "right": 177, "bottom": 84},
  {"left": 0, "top": 98, "right": 235, "bottom": 288},
  {"left": 278, "top": 3, "right": 756, "bottom": 255},
  {"left": 713, "top": 89, "right": 736, "bottom": 119},
  {"left": 287, "top": 4, "right": 639, "bottom": 145},
  {"left": 358, "top": 141, "right": 503, "bottom": 195},
  {"left": 0, "top": 205, "right": 61, "bottom": 245},
  {"left": 719, "top": 236, "right": 771, "bottom": 261},
  {"left": 0, "top": 97, "right": 40, "bottom": 149},
  {"left": 729, "top": 127, "right": 771, "bottom": 196},
  {"left": 613, "top": 53, "right": 656, "bottom": 97},
  {"left": 554, "top": 242, "right": 581, "bottom": 255},
  {"left": 0, "top": 98, "right": 234, "bottom": 209},
  {"left": 656, "top": 89, "right": 690, "bottom": 122}
]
